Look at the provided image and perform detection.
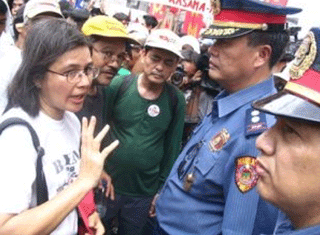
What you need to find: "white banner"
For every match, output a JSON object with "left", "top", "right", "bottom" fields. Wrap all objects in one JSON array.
[{"left": 145, "top": 0, "right": 212, "bottom": 14}]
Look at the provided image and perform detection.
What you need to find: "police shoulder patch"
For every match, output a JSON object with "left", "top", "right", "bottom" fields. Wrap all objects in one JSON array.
[
  {"left": 245, "top": 108, "right": 267, "bottom": 138},
  {"left": 235, "top": 156, "right": 258, "bottom": 193}
]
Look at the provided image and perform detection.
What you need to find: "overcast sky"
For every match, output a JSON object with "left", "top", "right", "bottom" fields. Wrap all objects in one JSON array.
[{"left": 287, "top": 0, "right": 320, "bottom": 38}]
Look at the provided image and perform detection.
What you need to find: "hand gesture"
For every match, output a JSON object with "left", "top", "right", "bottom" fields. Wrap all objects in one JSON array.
[{"left": 79, "top": 116, "right": 119, "bottom": 188}]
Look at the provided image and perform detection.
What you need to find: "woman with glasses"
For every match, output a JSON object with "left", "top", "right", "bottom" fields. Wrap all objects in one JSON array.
[{"left": 0, "top": 18, "right": 118, "bottom": 235}]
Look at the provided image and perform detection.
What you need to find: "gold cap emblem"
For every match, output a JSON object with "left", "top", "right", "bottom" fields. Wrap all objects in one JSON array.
[
  {"left": 211, "top": 0, "right": 221, "bottom": 15},
  {"left": 290, "top": 31, "right": 317, "bottom": 79}
]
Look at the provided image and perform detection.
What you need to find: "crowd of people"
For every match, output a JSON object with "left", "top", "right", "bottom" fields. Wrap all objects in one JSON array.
[{"left": 1, "top": 0, "right": 320, "bottom": 234}]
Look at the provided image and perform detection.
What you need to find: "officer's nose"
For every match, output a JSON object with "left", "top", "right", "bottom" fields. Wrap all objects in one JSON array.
[
  {"left": 255, "top": 126, "right": 276, "bottom": 157},
  {"left": 208, "top": 44, "right": 219, "bottom": 57}
]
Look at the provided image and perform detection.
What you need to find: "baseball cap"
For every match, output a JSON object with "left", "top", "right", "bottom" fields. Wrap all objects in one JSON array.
[
  {"left": 81, "top": 15, "right": 139, "bottom": 45},
  {"left": 181, "top": 35, "right": 200, "bottom": 54},
  {"left": 202, "top": 0, "right": 302, "bottom": 39},
  {"left": 24, "top": 0, "right": 63, "bottom": 23},
  {"left": 252, "top": 28, "right": 320, "bottom": 124},
  {"left": 127, "top": 23, "right": 149, "bottom": 46},
  {"left": 145, "top": 29, "right": 183, "bottom": 58}
]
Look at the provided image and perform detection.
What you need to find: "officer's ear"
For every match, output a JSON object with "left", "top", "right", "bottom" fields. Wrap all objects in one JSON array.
[{"left": 253, "top": 45, "right": 272, "bottom": 68}]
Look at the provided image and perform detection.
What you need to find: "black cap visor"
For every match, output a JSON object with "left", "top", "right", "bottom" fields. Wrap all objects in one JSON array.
[{"left": 252, "top": 91, "right": 320, "bottom": 123}]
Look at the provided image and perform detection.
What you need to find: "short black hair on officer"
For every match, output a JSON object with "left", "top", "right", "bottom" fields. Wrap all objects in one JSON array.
[
  {"left": 143, "top": 15, "right": 158, "bottom": 29},
  {"left": 247, "top": 30, "right": 289, "bottom": 68}
]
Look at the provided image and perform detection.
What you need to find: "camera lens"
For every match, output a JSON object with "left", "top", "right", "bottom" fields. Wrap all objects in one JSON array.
[
  {"left": 171, "top": 72, "right": 184, "bottom": 86},
  {"left": 170, "top": 65, "right": 185, "bottom": 86}
]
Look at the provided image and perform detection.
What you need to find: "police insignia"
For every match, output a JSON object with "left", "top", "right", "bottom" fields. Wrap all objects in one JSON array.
[
  {"left": 210, "top": 0, "right": 221, "bottom": 15},
  {"left": 290, "top": 31, "right": 317, "bottom": 79},
  {"left": 208, "top": 128, "right": 230, "bottom": 152},
  {"left": 245, "top": 109, "right": 268, "bottom": 137},
  {"left": 235, "top": 156, "right": 258, "bottom": 193}
]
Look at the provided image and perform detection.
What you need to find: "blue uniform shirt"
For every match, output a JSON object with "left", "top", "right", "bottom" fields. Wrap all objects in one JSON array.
[
  {"left": 273, "top": 212, "right": 320, "bottom": 235},
  {"left": 156, "top": 78, "right": 278, "bottom": 235}
]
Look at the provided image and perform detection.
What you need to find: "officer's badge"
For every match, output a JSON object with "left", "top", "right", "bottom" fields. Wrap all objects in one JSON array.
[
  {"left": 208, "top": 128, "right": 230, "bottom": 152},
  {"left": 290, "top": 31, "right": 317, "bottom": 79},
  {"left": 235, "top": 156, "right": 258, "bottom": 193},
  {"left": 210, "top": 0, "right": 221, "bottom": 15}
]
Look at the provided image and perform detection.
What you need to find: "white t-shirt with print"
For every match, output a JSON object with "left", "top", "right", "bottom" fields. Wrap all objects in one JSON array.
[{"left": 0, "top": 107, "right": 81, "bottom": 235}]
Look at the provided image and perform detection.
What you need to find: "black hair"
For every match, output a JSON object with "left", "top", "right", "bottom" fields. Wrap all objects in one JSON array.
[
  {"left": 181, "top": 49, "right": 199, "bottom": 64},
  {"left": 247, "top": 30, "right": 290, "bottom": 68},
  {"left": 0, "top": 0, "right": 7, "bottom": 14},
  {"left": 113, "top": 12, "right": 129, "bottom": 22},
  {"left": 7, "top": 0, "right": 28, "bottom": 12},
  {"left": 7, "top": 0, "right": 13, "bottom": 10},
  {"left": 143, "top": 15, "right": 158, "bottom": 29},
  {"left": 6, "top": 18, "right": 90, "bottom": 117},
  {"left": 12, "top": 5, "right": 24, "bottom": 41},
  {"left": 69, "top": 8, "right": 90, "bottom": 23},
  {"left": 91, "top": 7, "right": 103, "bottom": 16},
  {"left": 59, "top": 1, "right": 73, "bottom": 18}
]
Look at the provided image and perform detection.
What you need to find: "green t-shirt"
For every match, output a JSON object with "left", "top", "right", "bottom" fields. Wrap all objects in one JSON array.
[{"left": 104, "top": 75, "right": 185, "bottom": 196}]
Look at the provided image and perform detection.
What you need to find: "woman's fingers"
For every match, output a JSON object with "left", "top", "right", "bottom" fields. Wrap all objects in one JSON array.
[
  {"left": 87, "top": 116, "right": 96, "bottom": 137},
  {"left": 95, "top": 124, "right": 110, "bottom": 143},
  {"left": 101, "top": 140, "right": 119, "bottom": 161},
  {"left": 81, "top": 117, "right": 88, "bottom": 149},
  {"left": 110, "top": 184, "right": 115, "bottom": 201}
]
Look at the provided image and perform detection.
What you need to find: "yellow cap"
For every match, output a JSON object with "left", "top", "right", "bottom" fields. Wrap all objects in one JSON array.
[{"left": 82, "top": 16, "right": 139, "bottom": 44}]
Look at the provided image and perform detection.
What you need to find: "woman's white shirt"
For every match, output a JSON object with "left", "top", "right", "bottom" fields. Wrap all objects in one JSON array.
[{"left": 0, "top": 107, "right": 81, "bottom": 235}]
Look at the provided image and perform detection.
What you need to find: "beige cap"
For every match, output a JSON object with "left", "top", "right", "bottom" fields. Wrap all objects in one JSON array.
[{"left": 24, "top": 0, "right": 63, "bottom": 23}]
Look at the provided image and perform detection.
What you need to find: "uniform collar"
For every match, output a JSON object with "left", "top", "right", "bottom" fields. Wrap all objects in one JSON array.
[
  {"left": 215, "top": 77, "right": 275, "bottom": 118},
  {"left": 274, "top": 211, "right": 320, "bottom": 235}
]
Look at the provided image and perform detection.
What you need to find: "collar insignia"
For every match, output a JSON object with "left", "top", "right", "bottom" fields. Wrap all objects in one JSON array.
[{"left": 235, "top": 156, "right": 258, "bottom": 193}]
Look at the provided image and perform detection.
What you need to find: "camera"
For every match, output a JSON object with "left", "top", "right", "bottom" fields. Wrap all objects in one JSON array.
[{"left": 170, "top": 65, "right": 185, "bottom": 87}]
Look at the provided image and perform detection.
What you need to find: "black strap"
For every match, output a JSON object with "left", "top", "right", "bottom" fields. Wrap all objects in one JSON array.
[
  {"left": 164, "top": 82, "right": 178, "bottom": 118},
  {"left": 117, "top": 74, "right": 136, "bottom": 100},
  {"left": 0, "top": 118, "right": 48, "bottom": 205},
  {"left": 106, "top": 74, "right": 136, "bottom": 123}
]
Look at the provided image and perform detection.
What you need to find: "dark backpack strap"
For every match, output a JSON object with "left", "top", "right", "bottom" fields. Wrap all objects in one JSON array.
[
  {"left": 165, "top": 82, "right": 179, "bottom": 118},
  {"left": 0, "top": 118, "right": 48, "bottom": 205},
  {"left": 107, "top": 74, "right": 136, "bottom": 123},
  {"left": 117, "top": 74, "right": 136, "bottom": 99}
]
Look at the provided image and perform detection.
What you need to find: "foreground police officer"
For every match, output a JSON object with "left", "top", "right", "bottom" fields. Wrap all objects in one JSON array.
[
  {"left": 153, "top": 0, "right": 301, "bottom": 234},
  {"left": 253, "top": 27, "right": 320, "bottom": 235}
]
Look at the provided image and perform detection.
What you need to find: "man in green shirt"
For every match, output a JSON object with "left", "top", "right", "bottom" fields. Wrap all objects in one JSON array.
[{"left": 103, "top": 29, "right": 186, "bottom": 235}]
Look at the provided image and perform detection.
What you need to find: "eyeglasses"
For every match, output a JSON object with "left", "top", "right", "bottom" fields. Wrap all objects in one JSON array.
[
  {"left": 92, "top": 47, "right": 127, "bottom": 65},
  {"left": 47, "top": 66, "right": 100, "bottom": 84}
]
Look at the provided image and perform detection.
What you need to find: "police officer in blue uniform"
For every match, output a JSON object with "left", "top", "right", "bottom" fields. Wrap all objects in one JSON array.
[
  {"left": 253, "top": 27, "right": 320, "bottom": 235},
  {"left": 152, "top": 0, "right": 302, "bottom": 234}
]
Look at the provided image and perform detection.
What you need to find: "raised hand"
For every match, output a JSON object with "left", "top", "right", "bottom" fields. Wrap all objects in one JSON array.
[{"left": 79, "top": 116, "right": 119, "bottom": 188}]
